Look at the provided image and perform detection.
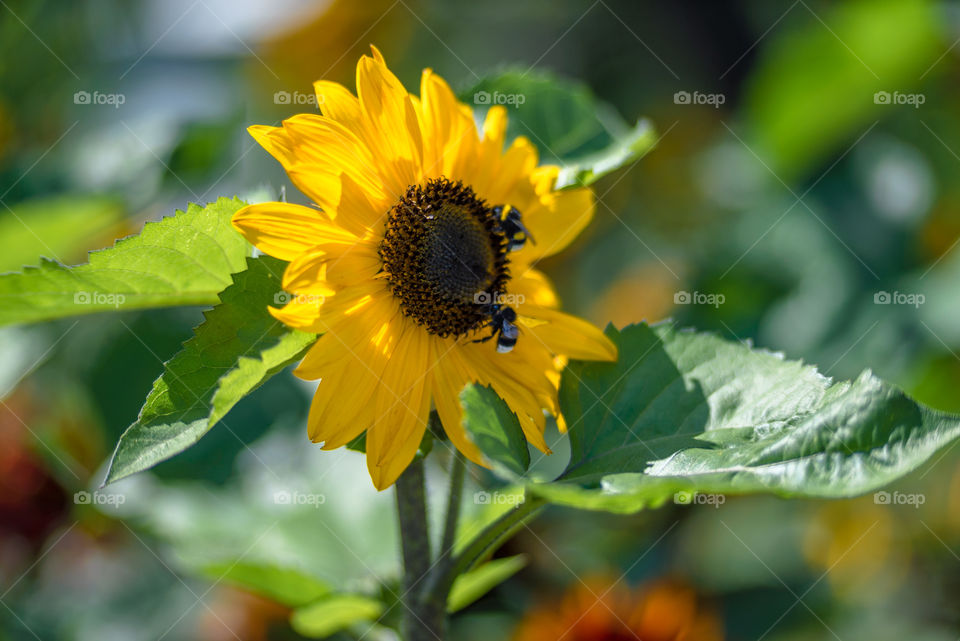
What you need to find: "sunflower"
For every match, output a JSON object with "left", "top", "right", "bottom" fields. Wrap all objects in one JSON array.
[
  {"left": 512, "top": 578, "right": 723, "bottom": 641},
  {"left": 232, "top": 46, "right": 617, "bottom": 490}
]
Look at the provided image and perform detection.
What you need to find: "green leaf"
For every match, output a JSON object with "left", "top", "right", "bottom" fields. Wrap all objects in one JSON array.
[
  {"left": 745, "top": 0, "right": 944, "bottom": 179},
  {"left": 103, "top": 255, "right": 316, "bottom": 485},
  {"left": 0, "top": 197, "right": 251, "bottom": 327},
  {"left": 0, "top": 194, "right": 125, "bottom": 273},
  {"left": 462, "top": 70, "right": 655, "bottom": 189},
  {"left": 447, "top": 555, "right": 527, "bottom": 613},
  {"left": 555, "top": 120, "right": 656, "bottom": 190},
  {"left": 197, "top": 561, "right": 331, "bottom": 608},
  {"left": 531, "top": 322, "right": 960, "bottom": 513},
  {"left": 290, "top": 594, "right": 384, "bottom": 638},
  {"left": 461, "top": 385, "right": 530, "bottom": 476}
]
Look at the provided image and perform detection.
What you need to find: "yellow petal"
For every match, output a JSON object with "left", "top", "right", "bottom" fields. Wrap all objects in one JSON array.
[
  {"left": 419, "top": 69, "right": 478, "bottom": 179},
  {"left": 462, "top": 344, "right": 553, "bottom": 454},
  {"left": 249, "top": 116, "right": 395, "bottom": 237},
  {"left": 517, "top": 184, "right": 595, "bottom": 264},
  {"left": 431, "top": 343, "right": 487, "bottom": 467},
  {"left": 269, "top": 282, "right": 381, "bottom": 334},
  {"left": 280, "top": 114, "right": 389, "bottom": 207},
  {"left": 355, "top": 50, "right": 422, "bottom": 191},
  {"left": 481, "top": 105, "right": 509, "bottom": 152},
  {"left": 367, "top": 322, "right": 432, "bottom": 489},
  {"left": 303, "top": 332, "right": 385, "bottom": 450},
  {"left": 292, "top": 291, "right": 400, "bottom": 378},
  {"left": 519, "top": 306, "right": 617, "bottom": 361},
  {"left": 232, "top": 202, "right": 355, "bottom": 261},
  {"left": 477, "top": 136, "right": 539, "bottom": 205},
  {"left": 511, "top": 268, "right": 560, "bottom": 309},
  {"left": 282, "top": 242, "right": 380, "bottom": 294},
  {"left": 313, "top": 79, "right": 363, "bottom": 124}
]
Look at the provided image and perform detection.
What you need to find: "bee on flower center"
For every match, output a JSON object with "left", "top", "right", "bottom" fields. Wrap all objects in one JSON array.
[
  {"left": 492, "top": 204, "right": 535, "bottom": 252},
  {"left": 473, "top": 301, "right": 519, "bottom": 353}
]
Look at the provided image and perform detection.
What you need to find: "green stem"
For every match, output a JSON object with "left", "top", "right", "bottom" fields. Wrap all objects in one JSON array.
[
  {"left": 395, "top": 441, "right": 547, "bottom": 639},
  {"left": 430, "top": 492, "right": 547, "bottom": 606},
  {"left": 440, "top": 453, "right": 466, "bottom": 556},
  {"left": 395, "top": 458, "right": 442, "bottom": 640},
  {"left": 418, "top": 452, "right": 466, "bottom": 623}
]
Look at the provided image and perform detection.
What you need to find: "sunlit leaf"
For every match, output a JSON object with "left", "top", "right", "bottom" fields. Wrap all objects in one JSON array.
[
  {"left": 290, "top": 594, "right": 384, "bottom": 638},
  {"left": 447, "top": 555, "right": 527, "bottom": 613},
  {"left": 0, "top": 197, "right": 250, "bottom": 327},
  {"left": 103, "top": 255, "right": 316, "bottom": 485},
  {"left": 555, "top": 119, "right": 656, "bottom": 190},
  {"left": 463, "top": 70, "right": 655, "bottom": 189},
  {"left": 0, "top": 194, "right": 125, "bottom": 273},
  {"left": 461, "top": 384, "right": 530, "bottom": 476},
  {"left": 531, "top": 322, "right": 960, "bottom": 512},
  {"left": 197, "top": 561, "right": 331, "bottom": 608}
]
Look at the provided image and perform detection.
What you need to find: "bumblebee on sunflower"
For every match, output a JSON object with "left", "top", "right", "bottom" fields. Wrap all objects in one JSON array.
[{"left": 233, "top": 46, "right": 616, "bottom": 489}]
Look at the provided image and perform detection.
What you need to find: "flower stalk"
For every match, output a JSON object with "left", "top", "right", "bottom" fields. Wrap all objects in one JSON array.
[
  {"left": 394, "top": 457, "right": 442, "bottom": 640},
  {"left": 395, "top": 435, "right": 548, "bottom": 639}
]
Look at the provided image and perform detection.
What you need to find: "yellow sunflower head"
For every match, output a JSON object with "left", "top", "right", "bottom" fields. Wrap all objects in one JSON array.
[{"left": 232, "top": 46, "right": 617, "bottom": 490}]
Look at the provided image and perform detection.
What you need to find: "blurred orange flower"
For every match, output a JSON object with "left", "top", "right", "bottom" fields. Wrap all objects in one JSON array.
[{"left": 512, "top": 577, "right": 722, "bottom": 641}]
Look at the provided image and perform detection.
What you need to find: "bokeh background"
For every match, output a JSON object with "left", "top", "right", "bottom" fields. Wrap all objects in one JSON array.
[{"left": 2, "top": 0, "right": 959, "bottom": 639}]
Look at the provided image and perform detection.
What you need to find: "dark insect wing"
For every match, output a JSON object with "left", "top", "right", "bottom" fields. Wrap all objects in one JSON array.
[
  {"left": 497, "top": 333, "right": 518, "bottom": 353},
  {"left": 506, "top": 209, "right": 535, "bottom": 245},
  {"left": 470, "top": 300, "right": 519, "bottom": 353},
  {"left": 496, "top": 315, "right": 519, "bottom": 353},
  {"left": 492, "top": 205, "right": 535, "bottom": 251}
]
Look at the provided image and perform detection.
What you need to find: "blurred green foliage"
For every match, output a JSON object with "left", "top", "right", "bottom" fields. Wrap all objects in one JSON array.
[{"left": 2, "top": 0, "right": 960, "bottom": 640}]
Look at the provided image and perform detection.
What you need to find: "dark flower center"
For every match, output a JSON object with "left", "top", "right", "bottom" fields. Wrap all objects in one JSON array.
[{"left": 379, "top": 177, "right": 510, "bottom": 337}]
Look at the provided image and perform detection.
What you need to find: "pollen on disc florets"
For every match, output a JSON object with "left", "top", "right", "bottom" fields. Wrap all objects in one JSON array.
[{"left": 379, "top": 177, "right": 510, "bottom": 338}]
